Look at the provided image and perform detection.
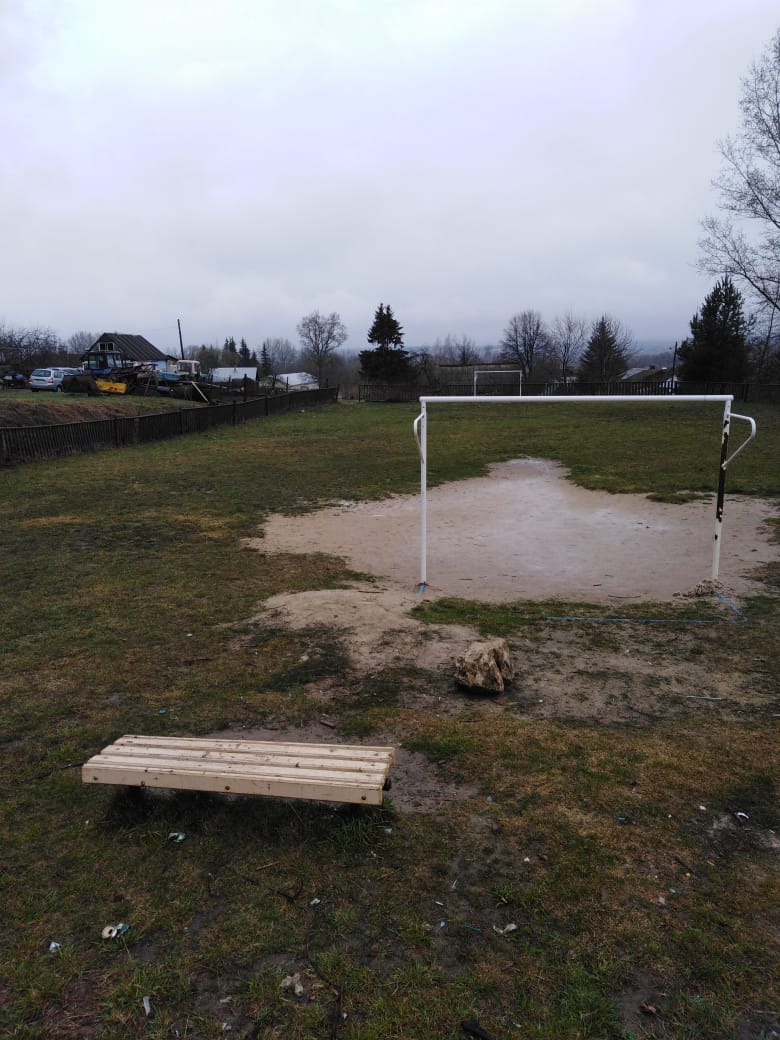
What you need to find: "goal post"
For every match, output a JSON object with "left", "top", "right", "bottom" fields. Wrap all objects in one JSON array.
[
  {"left": 412, "top": 394, "right": 757, "bottom": 595},
  {"left": 473, "top": 368, "right": 523, "bottom": 395}
]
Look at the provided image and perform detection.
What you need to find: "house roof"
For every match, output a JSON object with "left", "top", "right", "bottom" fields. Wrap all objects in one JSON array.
[
  {"left": 277, "top": 372, "right": 318, "bottom": 386},
  {"left": 87, "top": 333, "right": 169, "bottom": 363},
  {"left": 623, "top": 366, "right": 673, "bottom": 383},
  {"left": 209, "top": 367, "right": 259, "bottom": 381}
]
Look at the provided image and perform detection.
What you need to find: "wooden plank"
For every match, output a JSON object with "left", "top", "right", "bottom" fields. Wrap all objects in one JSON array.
[
  {"left": 109, "top": 742, "right": 392, "bottom": 765},
  {"left": 84, "top": 762, "right": 385, "bottom": 804},
  {"left": 87, "top": 755, "right": 386, "bottom": 785},
  {"left": 116, "top": 734, "right": 395, "bottom": 761},
  {"left": 94, "top": 749, "right": 387, "bottom": 773},
  {"left": 82, "top": 765, "right": 382, "bottom": 802}
]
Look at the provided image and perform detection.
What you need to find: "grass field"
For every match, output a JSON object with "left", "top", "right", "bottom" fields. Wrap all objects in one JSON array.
[{"left": 0, "top": 399, "right": 778, "bottom": 1039}]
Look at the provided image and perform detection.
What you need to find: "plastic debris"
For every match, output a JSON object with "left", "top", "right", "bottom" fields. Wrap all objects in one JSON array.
[
  {"left": 168, "top": 832, "right": 186, "bottom": 843},
  {"left": 281, "top": 972, "right": 304, "bottom": 997},
  {"left": 101, "top": 923, "right": 130, "bottom": 940},
  {"left": 698, "top": 805, "right": 707, "bottom": 812},
  {"left": 735, "top": 811, "right": 750, "bottom": 823},
  {"left": 49, "top": 941, "right": 61, "bottom": 953},
  {"left": 492, "top": 922, "right": 518, "bottom": 936},
  {"left": 142, "top": 996, "right": 153, "bottom": 1018},
  {"left": 309, "top": 898, "right": 321, "bottom": 906}
]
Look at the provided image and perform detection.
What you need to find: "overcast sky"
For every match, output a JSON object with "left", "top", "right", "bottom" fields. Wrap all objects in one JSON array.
[{"left": 1, "top": 0, "right": 778, "bottom": 355}]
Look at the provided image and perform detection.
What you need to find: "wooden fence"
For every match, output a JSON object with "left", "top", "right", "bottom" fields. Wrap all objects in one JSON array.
[{"left": 0, "top": 387, "right": 338, "bottom": 467}]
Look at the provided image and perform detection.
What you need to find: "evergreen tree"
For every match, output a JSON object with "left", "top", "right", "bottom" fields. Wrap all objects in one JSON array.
[
  {"left": 678, "top": 276, "right": 751, "bottom": 382},
  {"left": 579, "top": 316, "right": 632, "bottom": 384},
  {"left": 238, "top": 337, "right": 251, "bottom": 362},
  {"left": 360, "top": 302, "right": 411, "bottom": 382},
  {"left": 367, "top": 302, "right": 404, "bottom": 349},
  {"left": 259, "top": 343, "right": 272, "bottom": 376}
]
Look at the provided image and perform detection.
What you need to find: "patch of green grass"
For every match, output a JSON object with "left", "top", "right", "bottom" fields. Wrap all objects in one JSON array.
[{"left": 405, "top": 724, "right": 475, "bottom": 763}]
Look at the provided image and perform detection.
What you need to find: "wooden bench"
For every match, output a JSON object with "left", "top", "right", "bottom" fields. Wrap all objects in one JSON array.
[{"left": 82, "top": 734, "right": 396, "bottom": 806}]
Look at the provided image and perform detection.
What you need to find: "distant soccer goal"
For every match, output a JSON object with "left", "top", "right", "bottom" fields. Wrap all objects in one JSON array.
[
  {"left": 412, "top": 395, "right": 756, "bottom": 595},
  {"left": 472, "top": 368, "right": 523, "bottom": 395}
]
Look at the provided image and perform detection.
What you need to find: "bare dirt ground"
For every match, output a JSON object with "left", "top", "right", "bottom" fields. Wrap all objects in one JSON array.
[
  {"left": 251, "top": 458, "right": 777, "bottom": 605},
  {"left": 233, "top": 460, "right": 779, "bottom": 813}
]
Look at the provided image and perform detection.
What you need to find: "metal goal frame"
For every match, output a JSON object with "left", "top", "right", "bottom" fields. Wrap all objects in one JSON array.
[{"left": 412, "top": 394, "right": 756, "bottom": 594}]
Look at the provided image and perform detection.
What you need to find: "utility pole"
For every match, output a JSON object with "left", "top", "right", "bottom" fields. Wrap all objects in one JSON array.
[{"left": 177, "top": 319, "right": 184, "bottom": 360}]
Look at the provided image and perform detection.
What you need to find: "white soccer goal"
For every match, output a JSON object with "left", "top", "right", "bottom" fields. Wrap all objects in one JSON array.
[
  {"left": 472, "top": 368, "right": 523, "bottom": 395},
  {"left": 412, "top": 394, "right": 756, "bottom": 595}
]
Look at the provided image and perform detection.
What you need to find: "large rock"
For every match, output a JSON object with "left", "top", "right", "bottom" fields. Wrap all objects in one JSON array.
[{"left": 454, "top": 638, "right": 514, "bottom": 693}]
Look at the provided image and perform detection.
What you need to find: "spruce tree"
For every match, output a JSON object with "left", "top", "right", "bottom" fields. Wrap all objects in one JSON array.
[
  {"left": 579, "top": 316, "right": 631, "bottom": 384},
  {"left": 678, "top": 276, "right": 751, "bottom": 381},
  {"left": 367, "top": 302, "right": 404, "bottom": 349},
  {"left": 360, "top": 302, "right": 411, "bottom": 382}
]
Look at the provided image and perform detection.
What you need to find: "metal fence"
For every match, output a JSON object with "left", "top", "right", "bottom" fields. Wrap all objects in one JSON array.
[
  {"left": 0, "top": 387, "right": 338, "bottom": 467},
  {"left": 359, "top": 381, "right": 780, "bottom": 403}
]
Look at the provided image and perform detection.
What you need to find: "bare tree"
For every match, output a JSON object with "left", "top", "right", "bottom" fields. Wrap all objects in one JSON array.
[
  {"left": 499, "top": 310, "right": 549, "bottom": 381},
  {"left": 550, "top": 311, "right": 587, "bottom": 382},
  {"left": 750, "top": 307, "right": 779, "bottom": 380},
  {"left": 410, "top": 348, "right": 438, "bottom": 387},
  {"left": 699, "top": 29, "right": 780, "bottom": 316},
  {"left": 262, "top": 336, "right": 299, "bottom": 373},
  {"left": 296, "top": 311, "right": 348, "bottom": 384},
  {"left": 0, "top": 324, "right": 60, "bottom": 368},
  {"left": 66, "top": 330, "right": 96, "bottom": 355},
  {"left": 432, "top": 334, "right": 481, "bottom": 365}
]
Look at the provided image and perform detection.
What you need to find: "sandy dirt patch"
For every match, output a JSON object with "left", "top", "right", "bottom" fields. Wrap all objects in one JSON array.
[
  {"left": 253, "top": 583, "right": 476, "bottom": 674},
  {"left": 240, "top": 460, "right": 778, "bottom": 727},
  {"left": 248, "top": 458, "right": 777, "bottom": 605}
]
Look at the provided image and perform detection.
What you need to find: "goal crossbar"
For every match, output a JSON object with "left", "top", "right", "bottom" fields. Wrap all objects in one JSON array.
[{"left": 412, "top": 395, "right": 757, "bottom": 595}]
